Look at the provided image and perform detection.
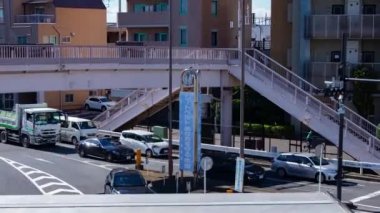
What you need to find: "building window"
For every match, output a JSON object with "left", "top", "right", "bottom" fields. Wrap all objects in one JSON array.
[
  {"left": 4, "top": 93, "right": 14, "bottom": 110},
  {"left": 155, "top": 3, "right": 168, "bottom": 11},
  {"left": 65, "top": 94, "right": 74, "bottom": 103},
  {"left": 134, "top": 4, "right": 146, "bottom": 12},
  {"left": 180, "top": 0, "right": 188, "bottom": 15},
  {"left": 49, "top": 35, "right": 57, "bottom": 45},
  {"left": 363, "top": 5, "right": 376, "bottom": 14},
  {"left": 61, "top": 36, "right": 71, "bottom": 43},
  {"left": 211, "top": 0, "right": 218, "bottom": 16},
  {"left": 332, "top": 5, "right": 345, "bottom": 14},
  {"left": 330, "top": 51, "right": 341, "bottom": 62},
  {"left": 362, "top": 51, "right": 375, "bottom": 63},
  {"left": 211, "top": 31, "right": 218, "bottom": 47},
  {"left": 17, "top": 36, "right": 28, "bottom": 44},
  {"left": 0, "top": 8, "right": 4, "bottom": 23},
  {"left": 133, "top": 33, "right": 147, "bottom": 42},
  {"left": 180, "top": 27, "right": 188, "bottom": 46},
  {"left": 155, "top": 32, "right": 168, "bottom": 41}
]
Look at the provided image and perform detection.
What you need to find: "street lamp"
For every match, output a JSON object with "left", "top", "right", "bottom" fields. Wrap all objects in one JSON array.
[{"left": 168, "top": 0, "right": 174, "bottom": 177}]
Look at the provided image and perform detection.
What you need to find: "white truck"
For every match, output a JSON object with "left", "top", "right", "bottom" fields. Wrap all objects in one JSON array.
[
  {"left": 61, "top": 116, "right": 98, "bottom": 145},
  {"left": 0, "top": 103, "right": 64, "bottom": 148}
]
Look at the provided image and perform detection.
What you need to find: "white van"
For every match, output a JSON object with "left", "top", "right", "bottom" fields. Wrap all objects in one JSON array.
[{"left": 61, "top": 116, "right": 98, "bottom": 145}]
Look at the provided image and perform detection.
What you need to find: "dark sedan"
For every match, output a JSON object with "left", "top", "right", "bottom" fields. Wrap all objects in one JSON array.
[
  {"left": 77, "top": 137, "right": 135, "bottom": 162},
  {"left": 203, "top": 151, "right": 265, "bottom": 184},
  {"left": 104, "top": 168, "right": 153, "bottom": 194}
]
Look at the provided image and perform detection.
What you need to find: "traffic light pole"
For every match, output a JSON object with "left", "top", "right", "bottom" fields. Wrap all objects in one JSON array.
[{"left": 337, "top": 32, "right": 347, "bottom": 202}]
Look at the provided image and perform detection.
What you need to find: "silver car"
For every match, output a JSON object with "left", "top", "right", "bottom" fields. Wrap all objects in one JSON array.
[{"left": 271, "top": 153, "right": 338, "bottom": 182}]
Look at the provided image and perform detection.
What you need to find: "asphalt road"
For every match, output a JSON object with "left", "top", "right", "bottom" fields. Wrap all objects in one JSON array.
[{"left": 0, "top": 142, "right": 379, "bottom": 212}]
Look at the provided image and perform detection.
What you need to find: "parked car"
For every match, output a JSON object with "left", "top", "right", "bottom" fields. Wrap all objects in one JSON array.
[
  {"left": 77, "top": 137, "right": 135, "bottom": 162},
  {"left": 119, "top": 130, "right": 169, "bottom": 157},
  {"left": 60, "top": 116, "right": 97, "bottom": 145},
  {"left": 202, "top": 150, "right": 265, "bottom": 184},
  {"left": 104, "top": 168, "right": 153, "bottom": 194},
  {"left": 84, "top": 96, "right": 116, "bottom": 111},
  {"left": 271, "top": 152, "right": 338, "bottom": 183}
]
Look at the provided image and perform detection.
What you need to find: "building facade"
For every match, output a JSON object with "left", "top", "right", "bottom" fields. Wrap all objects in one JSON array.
[
  {"left": 271, "top": 0, "right": 380, "bottom": 123},
  {"left": 117, "top": 0, "right": 252, "bottom": 48},
  {"left": 0, "top": 0, "right": 107, "bottom": 110}
]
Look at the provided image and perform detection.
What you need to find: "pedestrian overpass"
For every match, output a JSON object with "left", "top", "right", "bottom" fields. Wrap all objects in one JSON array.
[{"left": 0, "top": 45, "right": 379, "bottom": 163}]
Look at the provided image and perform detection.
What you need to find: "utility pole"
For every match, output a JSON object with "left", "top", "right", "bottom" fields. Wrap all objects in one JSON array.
[
  {"left": 337, "top": 32, "right": 347, "bottom": 202},
  {"left": 239, "top": 0, "right": 246, "bottom": 158},
  {"left": 118, "top": 0, "right": 122, "bottom": 42},
  {"left": 168, "top": 0, "right": 173, "bottom": 177}
]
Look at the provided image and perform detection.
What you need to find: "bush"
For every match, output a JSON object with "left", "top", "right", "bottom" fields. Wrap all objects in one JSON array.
[{"left": 244, "top": 123, "right": 294, "bottom": 139}]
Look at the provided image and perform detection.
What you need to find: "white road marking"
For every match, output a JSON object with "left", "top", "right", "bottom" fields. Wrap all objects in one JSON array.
[
  {"left": 350, "top": 190, "right": 380, "bottom": 203},
  {"left": 35, "top": 158, "right": 54, "bottom": 164},
  {"left": 0, "top": 156, "right": 82, "bottom": 195},
  {"left": 353, "top": 203, "right": 380, "bottom": 210}
]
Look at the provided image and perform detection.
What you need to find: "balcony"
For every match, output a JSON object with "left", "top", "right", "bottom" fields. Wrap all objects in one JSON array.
[
  {"left": 118, "top": 11, "right": 169, "bottom": 28},
  {"left": 143, "top": 41, "right": 169, "bottom": 46},
  {"left": 307, "top": 15, "right": 380, "bottom": 39},
  {"left": 15, "top": 14, "right": 55, "bottom": 24},
  {"left": 310, "top": 62, "right": 380, "bottom": 88}
]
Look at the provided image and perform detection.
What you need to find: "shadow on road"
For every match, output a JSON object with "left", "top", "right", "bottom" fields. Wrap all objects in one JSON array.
[{"left": 35, "top": 144, "right": 77, "bottom": 155}]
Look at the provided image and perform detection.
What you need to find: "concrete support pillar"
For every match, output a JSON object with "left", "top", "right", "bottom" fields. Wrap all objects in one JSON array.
[
  {"left": 220, "top": 88, "right": 233, "bottom": 147},
  {"left": 37, "top": 91, "right": 45, "bottom": 103}
]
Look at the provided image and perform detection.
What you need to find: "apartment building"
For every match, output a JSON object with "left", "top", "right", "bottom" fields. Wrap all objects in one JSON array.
[
  {"left": 0, "top": 0, "right": 107, "bottom": 110},
  {"left": 117, "top": 0, "right": 251, "bottom": 48},
  {"left": 272, "top": 0, "right": 380, "bottom": 123}
]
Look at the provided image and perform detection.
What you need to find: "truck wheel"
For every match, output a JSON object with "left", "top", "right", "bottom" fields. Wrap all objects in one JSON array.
[
  {"left": 0, "top": 131, "right": 7, "bottom": 144},
  {"left": 22, "top": 136, "right": 30, "bottom": 148},
  {"left": 71, "top": 137, "right": 78, "bottom": 146}
]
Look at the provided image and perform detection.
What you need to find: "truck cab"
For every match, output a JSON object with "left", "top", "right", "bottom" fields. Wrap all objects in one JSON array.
[{"left": 60, "top": 116, "right": 98, "bottom": 145}]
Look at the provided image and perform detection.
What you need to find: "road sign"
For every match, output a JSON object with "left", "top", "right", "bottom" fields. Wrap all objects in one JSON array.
[
  {"left": 234, "top": 157, "right": 245, "bottom": 193},
  {"left": 179, "top": 92, "right": 201, "bottom": 172},
  {"left": 200, "top": 156, "right": 213, "bottom": 171}
]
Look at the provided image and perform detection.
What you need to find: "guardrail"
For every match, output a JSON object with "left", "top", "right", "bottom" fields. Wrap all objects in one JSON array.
[{"left": 97, "top": 130, "right": 380, "bottom": 171}]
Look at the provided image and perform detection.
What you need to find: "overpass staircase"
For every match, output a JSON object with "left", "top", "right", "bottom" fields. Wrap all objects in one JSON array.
[
  {"left": 229, "top": 50, "right": 380, "bottom": 163},
  {"left": 93, "top": 88, "right": 180, "bottom": 131}
]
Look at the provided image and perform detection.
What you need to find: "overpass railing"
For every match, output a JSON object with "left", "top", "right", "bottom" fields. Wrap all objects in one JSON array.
[{"left": 0, "top": 45, "right": 239, "bottom": 66}]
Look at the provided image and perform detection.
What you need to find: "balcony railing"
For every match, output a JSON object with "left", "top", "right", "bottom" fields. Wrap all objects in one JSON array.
[
  {"left": 307, "top": 15, "right": 380, "bottom": 39},
  {"left": 118, "top": 11, "right": 169, "bottom": 27},
  {"left": 310, "top": 62, "right": 380, "bottom": 88},
  {"left": 15, "top": 14, "right": 55, "bottom": 24}
]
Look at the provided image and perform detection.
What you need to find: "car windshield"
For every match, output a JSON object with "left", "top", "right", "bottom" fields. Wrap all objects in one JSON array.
[
  {"left": 113, "top": 173, "right": 145, "bottom": 187},
  {"left": 144, "top": 134, "right": 163, "bottom": 143},
  {"left": 99, "top": 138, "right": 115, "bottom": 148},
  {"left": 99, "top": 98, "right": 111, "bottom": 102},
  {"left": 309, "top": 156, "right": 329, "bottom": 166},
  {"left": 79, "top": 121, "right": 97, "bottom": 129},
  {"left": 35, "top": 112, "right": 61, "bottom": 125}
]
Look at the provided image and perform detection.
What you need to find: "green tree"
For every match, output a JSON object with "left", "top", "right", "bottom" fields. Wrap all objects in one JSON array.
[{"left": 351, "top": 66, "right": 377, "bottom": 118}]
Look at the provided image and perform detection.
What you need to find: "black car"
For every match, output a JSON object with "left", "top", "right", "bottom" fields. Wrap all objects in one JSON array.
[
  {"left": 202, "top": 150, "right": 265, "bottom": 184},
  {"left": 104, "top": 168, "right": 153, "bottom": 194},
  {"left": 77, "top": 137, "right": 135, "bottom": 162}
]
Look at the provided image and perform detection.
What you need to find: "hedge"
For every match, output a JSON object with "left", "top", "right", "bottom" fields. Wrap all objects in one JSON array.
[{"left": 244, "top": 123, "right": 294, "bottom": 139}]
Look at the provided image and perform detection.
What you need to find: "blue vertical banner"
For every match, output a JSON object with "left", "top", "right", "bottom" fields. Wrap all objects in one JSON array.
[{"left": 179, "top": 92, "right": 201, "bottom": 172}]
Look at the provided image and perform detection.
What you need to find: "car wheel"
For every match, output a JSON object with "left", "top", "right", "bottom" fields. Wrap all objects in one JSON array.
[
  {"left": 79, "top": 149, "right": 86, "bottom": 158},
  {"left": 101, "top": 106, "right": 107, "bottom": 112},
  {"left": 22, "top": 136, "right": 30, "bottom": 148},
  {"left": 315, "top": 173, "right": 326, "bottom": 183},
  {"left": 71, "top": 137, "right": 78, "bottom": 146},
  {"left": 146, "top": 149, "right": 153, "bottom": 158},
  {"left": 106, "top": 153, "right": 113, "bottom": 162},
  {"left": 0, "top": 131, "right": 7, "bottom": 144},
  {"left": 104, "top": 185, "right": 111, "bottom": 194},
  {"left": 84, "top": 104, "right": 90, "bottom": 110},
  {"left": 276, "top": 168, "right": 287, "bottom": 178}
]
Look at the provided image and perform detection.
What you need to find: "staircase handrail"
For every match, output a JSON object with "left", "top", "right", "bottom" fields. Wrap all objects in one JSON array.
[
  {"left": 245, "top": 52, "right": 380, "bottom": 159},
  {"left": 251, "top": 49, "right": 379, "bottom": 137},
  {"left": 92, "top": 89, "right": 150, "bottom": 125}
]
